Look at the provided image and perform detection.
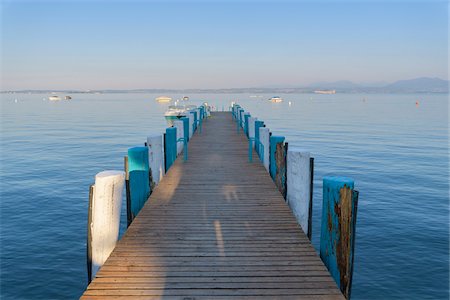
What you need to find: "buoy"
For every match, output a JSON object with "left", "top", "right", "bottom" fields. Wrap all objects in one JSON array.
[
  {"left": 288, "top": 101, "right": 292, "bottom": 106},
  {"left": 416, "top": 101, "right": 419, "bottom": 106}
]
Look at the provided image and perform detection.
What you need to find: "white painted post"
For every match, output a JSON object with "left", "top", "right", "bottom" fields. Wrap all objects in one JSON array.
[
  {"left": 188, "top": 112, "right": 194, "bottom": 139},
  {"left": 259, "top": 127, "right": 270, "bottom": 172},
  {"left": 89, "top": 170, "right": 125, "bottom": 279},
  {"left": 248, "top": 116, "right": 257, "bottom": 148},
  {"left": 286, "top": 148, "right": 311, "bottom": 236},
  {"left": 147, "top": 135, "right": 165, "bottom": 187},
  {"left": 173, "top": 120, "right": 184, "bottom": 155}
]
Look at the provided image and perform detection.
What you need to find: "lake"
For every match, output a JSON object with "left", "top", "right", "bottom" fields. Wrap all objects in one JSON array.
[{"left": 1, "top": 93, "right": 448, "bottom": 299}]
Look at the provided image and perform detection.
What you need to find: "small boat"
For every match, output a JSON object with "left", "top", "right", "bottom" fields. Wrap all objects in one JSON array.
[
  {"left": 64, "top": 96, "right": 72, "bottom": 100},
  {"left": 164, "top": 104, "right": 197, "bottom": 126},
  {"left": 48, "top": 95, "right": 61, "bottom": 101},
  {"left": 156, "top": 96, "right": 172, "bottom": 103},
  {"left": 182, "top": 96, "right": 189, "bottom": 101},
  {"left": 314, "top": 90, "right": 336, "bottom": 94},
  {"left": 269, "top": 96, "right": 283, "bottom": 103}
]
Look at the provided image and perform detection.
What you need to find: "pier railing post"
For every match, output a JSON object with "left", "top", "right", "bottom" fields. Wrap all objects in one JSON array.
[
  {"left": 248, "top": 116, "right": 257, "bottom": 148},
  {"left": 320, "top": 176, "right": 359, "bottom": 299},
  {"left": 165, "top": 127, "right": 177, "bottom": 171},
  {"left": 286, "top": 148, "right": 313, "bottom": 239},
  {"left": 173, "top": 120, "right": 184, "bottom": 155},
  {"left": 259, "top": 126, "right": 270, "bottom": 171},
  {"left": 127, "top": 147, "right": 151, "bottom": 223},
  {"left": 87, "top": 170, "right": 125, "bottom": 282},
  {"left": 147, "top": 134, "right": 165, "bottom": 188},
  {"left": 255, "top": 120, "right": 264, "bottom": 155},
  {"left": 243, "top": 112, "right": 250, "bottom": 137}
]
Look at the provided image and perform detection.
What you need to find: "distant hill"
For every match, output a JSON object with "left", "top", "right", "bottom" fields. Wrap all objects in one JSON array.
[{"left": 383, "top": 77, "right": 449, "bottom": 93}]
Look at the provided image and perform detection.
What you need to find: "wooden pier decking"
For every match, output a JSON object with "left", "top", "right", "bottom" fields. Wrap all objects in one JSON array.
[{"left": 81, "top": 112, "right": 344, "bottom": 299}]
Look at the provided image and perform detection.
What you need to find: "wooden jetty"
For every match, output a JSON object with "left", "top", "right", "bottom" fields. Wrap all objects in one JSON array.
[{"left": 82, "top": 112, "right": 349, "bottom": 299}]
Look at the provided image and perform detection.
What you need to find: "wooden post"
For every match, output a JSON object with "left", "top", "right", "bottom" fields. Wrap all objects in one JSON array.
[
  {"left": 180, "top": 117, "right": 189, "bottom": 142},
  {"left": 124, "top": 156, "right": 132, "bottom": 227},
  {"left": 248, "top": 116, "right": 257, "bottom": 148},
  {"left": 187, "top": 112, "right": 194, "bottom": 139},
  {"left": 259, "top": 127, "right": 270, "bottom": 171},
  {"left": 286, "top": 148, "right": 312, "bottom": 238},
  {"left": 254, "top": 120, "right": 264, "bottom": 155},
  {"left": 320, "top": 176, "right": 359, "bottom": 299},
  {"left": 87, "top": 170, "right": 125, "bottom": 281},
  {"left": 86, "top": 184, "right": 94, "bottom": 283},
  {"left": 243, "top": 112, "right": 250, "bottom": 137},
  {"left": 274, "top": 141, "right": 288, "bottom": 198},
  {"left": 165, "top": 127, "right": 177, "bottom": 171},
  {"left": 147, "top": 135, "right": 164, "bottom": 188},
  {"left": 127, "top": 147, "right": 151, "bottom": 222},
  {"left": 173, "top": 120, "right": 184, "bottom": 156}
]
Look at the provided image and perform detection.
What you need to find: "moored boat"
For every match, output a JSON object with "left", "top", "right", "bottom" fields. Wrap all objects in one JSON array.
[
  {"left": 269, "top": 96, "right": 283, "bottom": 103},
  {"left": 164, "top": 104, "right": 197, "bottom": 126},
  {"left": 48, "top": 95, "right": 61, "bottom": 101},
  {"left": 156, "top": 96, "right": 172, "bottom": 103}
]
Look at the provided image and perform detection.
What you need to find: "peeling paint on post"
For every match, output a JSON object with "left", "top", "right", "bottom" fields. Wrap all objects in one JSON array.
[
  {"left": 259, "top": 127, "right": 270, "bottom": 171},
  {"left": 173, "top": 120, "right": 184, "bottom": 156},
  {"left": 254, "top": 120, "right": 264, "bottom": 156},
  {"left": 269, "top": 135, "right": 285, "bottom": 180},
  {"left": 248, "top": 116, "right": 257, "bottom": 148},
  {"left": 147, "top": 134, "right": 165, "bottom": 188},
  {"left": 320, "top": 176, "right": 359, "bottom": 299},
  {"left": 275, "top": 141, "right": 288, "bottom": 198},
  {"left": 127, "top": 147, "right": 151, "bottom": 222},
  {"left": 165, "top": 127, "right": 177, "bottom": 171},
  {"left": 286, "top": 148, "right": 312, "bottom": 237}
]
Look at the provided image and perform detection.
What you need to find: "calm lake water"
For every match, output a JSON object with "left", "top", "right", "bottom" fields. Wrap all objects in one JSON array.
[{"left": 1, "top": 93, "right": 448, "bottom": 299}]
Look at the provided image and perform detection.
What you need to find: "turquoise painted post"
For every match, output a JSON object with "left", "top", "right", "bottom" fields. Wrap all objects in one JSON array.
[
  {"left": 244, "top": 113, "right": 250, "bottom": 138},
  {"left": 269, "top": 136, "right": 285, "bottom": 180},
  {"left": 320, "top": 176, "right": 359, "bottom": 299},
  {"left": 165, "top": 127, "right": 177, "bottom": 171},
  {"left": 254, "top": 120, "right": 264, "bottom": 155},
  {"left": 181, "top": 117, "right": 189, "bottom": 142},
  {"left": 127, "top": 147, "right": 150, "bottom": 221},
  {"left": 199, "top": 106, "right": 205, "bottom": 120},
  {"left": 192, "top": 111, "right": 198, "bottom": 131}
]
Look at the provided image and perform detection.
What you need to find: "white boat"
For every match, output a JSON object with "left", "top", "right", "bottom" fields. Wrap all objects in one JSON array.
[
  {"left": 314, "top": 90, "right": 336, "bottom": 94},
  {"left": 48, "top": 95, "right": 61, "bottom": 101},
  {"left": 269, "top": 96, "right": 283, "bottom": 103},
  {"left": 164, "top": 104, "right": 197, "bottom": 126},
  {"left": 182, "top": 96, "right": 189, "bottom": 101},
  {"left": 155, "top": 96, "right": 172, "bottom": 103},
  {"left": 64, "top": 96, "right": 72, "bottom": 100}
]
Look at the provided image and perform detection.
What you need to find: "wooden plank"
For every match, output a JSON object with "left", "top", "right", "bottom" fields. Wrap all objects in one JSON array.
[{"left": 81, "top": 112, "right": 344, "bottom": 299}]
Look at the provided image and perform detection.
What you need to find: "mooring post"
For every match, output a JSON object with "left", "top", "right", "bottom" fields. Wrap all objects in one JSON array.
[
  {"left": 192, "top": 111, "right": 198, "bottom": 132},
  {"left": 188, "top": 112, "right": 194, "bottom": 139},
  {"left": 124, "top": 156, "right": 132, "bottom": 227},
  {"left": 248, "top": 116, "right": 257, "bottom": 148},
  {"left": 127, "top": 147, "right": 151, "bottom": 223},
  {"left": 320, "top": 176, "right": 359, "bottom": 299},
  {"left": 147, "top": 135, "right": 165, "bottom": 188},
  {"left": 180, "top": 117, "right": 189, "bottom": 143},
  {"left": 269, "top": 136, "right": 285, "bottom": 180},
  {"left": 173, "top": 120, "right": 184, "bottom": 155},
  {"left": 243, "top": 112, "right": 250, "bottom": 137},
  {"left": 87, "top": 170, "right": 125, "bottom": 283},
  {"left": 259, "top": 126, "right": 270, "bottom": 172},
  {"left": 165, "top": 127, "right": 177, "bottom": 171},
  {"left": 286, "top": 148, "right": 313, "bottom": 239},
  {"left": 254, "top": 120, "right": 264, "bottom": 155}
]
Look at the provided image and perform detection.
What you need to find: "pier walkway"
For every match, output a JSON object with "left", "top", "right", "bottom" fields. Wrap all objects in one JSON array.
[{"left": 81, "top": 112, "right": 344, "bottom": 299}]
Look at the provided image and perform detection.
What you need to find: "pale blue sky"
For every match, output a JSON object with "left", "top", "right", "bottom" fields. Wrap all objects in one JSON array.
[{"left": 1, "top": 0, "right": 448, "bottom": 90}]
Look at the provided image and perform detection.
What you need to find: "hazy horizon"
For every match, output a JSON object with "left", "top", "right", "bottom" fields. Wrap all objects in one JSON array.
[{"left": 1, "top": 1, "right": 448, "bottom": 90}]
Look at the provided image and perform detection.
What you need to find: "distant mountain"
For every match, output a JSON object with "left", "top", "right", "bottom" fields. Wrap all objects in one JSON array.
[
  {"left": 383, "top": 77, "right": 448, "bottom": 93},
  {"left": 308, "top": 80, "right": 361, "bottom": 90}
]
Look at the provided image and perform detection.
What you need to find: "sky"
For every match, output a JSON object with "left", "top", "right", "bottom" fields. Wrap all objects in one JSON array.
[{"left": 1, "top": 0, "right": 448, "bottom": 90}]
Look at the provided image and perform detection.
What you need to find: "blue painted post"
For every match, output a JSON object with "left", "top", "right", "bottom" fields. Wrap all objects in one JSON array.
[
  {"left": 254, "top": 120, "right": 264, "bottom": 155},
  {"left": 244, "top": 113, "right": 250, "bottom": 137},
  {"left": 127, "top": 147, "right": 150, "bottom": 222},
  {"left": 165, "top": 127, "right": 177, "bottom": 171},
  {"left": 320, "top": 176, "right": 359, "bottom": 299},
  {"left": 192, "top": 111, "right": 198, "bottom": 132},
  {"left": 269, "top": 136, "right": 285, "bottom": 180},
  {"left": 181, "top": 117, "right": 189, "bottom": 142},
  {"left": 199, "top": 106, "right": 205, "bottom": 120}
]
